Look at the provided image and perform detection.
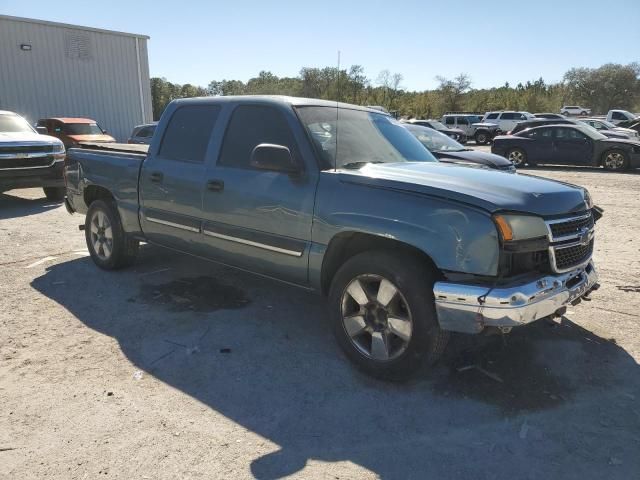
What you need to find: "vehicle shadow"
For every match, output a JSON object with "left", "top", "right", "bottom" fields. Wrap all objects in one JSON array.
[
  {"left": 0, "top": 191, "right": 62, "bottom": 220},
  {"left": 31, "top": 248, "right": 640, "bottom": 479}
]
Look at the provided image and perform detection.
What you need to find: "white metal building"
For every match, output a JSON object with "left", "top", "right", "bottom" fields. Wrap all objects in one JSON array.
[{"left": 0, "top": 15, "right": 153, "bottom": 142}]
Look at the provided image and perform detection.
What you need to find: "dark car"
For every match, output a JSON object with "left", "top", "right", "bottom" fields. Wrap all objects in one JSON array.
[
  {"left": 492, "top": 124, "right": 640, "bottom": 171},
  {"left": 510, "top": 118, "right": 629, "bottom": 139},
  {"left": 128, "top": 123, "right": 157, "bottom": 145},
  {"left": 534, "top": 113, "right": 565, "bottom": 120},
  {"left": 404, "top": 124, "right": 515, "bottom": 172},
  {"left": 404, "top": 119, "right": 467, "bottom": 143}
]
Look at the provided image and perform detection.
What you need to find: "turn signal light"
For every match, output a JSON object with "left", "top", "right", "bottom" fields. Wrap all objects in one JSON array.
[{"left": 494, "top": 215, "right": 513, "bottom": 242}]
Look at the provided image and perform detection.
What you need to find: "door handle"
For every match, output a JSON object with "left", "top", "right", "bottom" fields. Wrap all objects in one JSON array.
[
  {"left": 207, "top": 179, "right": 224, "bottom": 192},
  {"left": 150, "top": 171, "right": 163, "bottom": 183}
]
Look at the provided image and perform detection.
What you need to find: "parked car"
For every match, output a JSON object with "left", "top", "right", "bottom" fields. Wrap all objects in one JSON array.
[
  {"left": 403, "top": 124, "right": 515, "bottom": 172},
  {"left": 606, "top": 109, "right": 639, "bottom": 125},
  {"left": 492, "top": 124, "right": 640, "bottom": 171},
  {"left": 0, "top": 110, "right": 66, "bottom": 200},
  {"left": 440, "top": 114, "right": 501, "bottom": 145},
  {"left": 482, "top": 111, "right": 536, "bottom": 133},
  {"left": 37, "top": 117, "right": 115, "bottom": 148},
  {"left": 510, "top": 119, "right": 629, "bottom": 139},
  {"left": 560, "top": 106, "right": 591, "bottom": 116},
  {"left": 65, "top": 96, "right": 601, "bottom": 379},
  {"left": 404, "top": 119, "right": 466, "bottom": 143},
  {"left": 534, "top": 113, "right": 566, "bottom": 119},
  {"left": 128, "top": 123, "right": 157, "bottom": 145},
  {"left": 579, "top": 118, "right": 639, "bottom": 140}
]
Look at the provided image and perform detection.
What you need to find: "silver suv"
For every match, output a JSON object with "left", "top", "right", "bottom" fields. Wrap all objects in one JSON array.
[{"left": 441, "top": 113, "right": 501, "bottom": 145}]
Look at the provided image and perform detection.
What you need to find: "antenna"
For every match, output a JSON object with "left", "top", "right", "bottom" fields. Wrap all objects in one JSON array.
[{"left": 334, "top": 50, "right": 341, "bottom": 171}]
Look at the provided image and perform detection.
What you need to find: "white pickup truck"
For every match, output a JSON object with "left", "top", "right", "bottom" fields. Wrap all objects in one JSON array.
[
  {"left": 606, "top": 109, "right": 639, "bottom": 125},
  {"left": 0, "top": 110, "right": 66, "bottom": 200}
]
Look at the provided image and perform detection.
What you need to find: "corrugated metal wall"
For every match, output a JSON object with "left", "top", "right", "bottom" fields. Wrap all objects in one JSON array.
[{"left": 0, "top": 16, "right": 153, "bottom": 142}]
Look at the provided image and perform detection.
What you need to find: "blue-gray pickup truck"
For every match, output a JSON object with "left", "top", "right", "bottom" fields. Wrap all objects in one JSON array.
[{"left": 64, "top": 96, "right": 600, "bottom": 378}]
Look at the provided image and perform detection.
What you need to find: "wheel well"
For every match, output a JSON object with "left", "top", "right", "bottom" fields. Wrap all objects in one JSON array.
[
  {"left": 320, "top": 232, "right": 439, "bottom": 295},
  {"left": 84, "top": 185, "right": 114, "bottom": 207}
]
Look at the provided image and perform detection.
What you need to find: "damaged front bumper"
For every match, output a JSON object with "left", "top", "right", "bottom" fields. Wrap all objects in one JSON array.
[{"left": 433, "top": 261, "right": 599, "bottom": 334}]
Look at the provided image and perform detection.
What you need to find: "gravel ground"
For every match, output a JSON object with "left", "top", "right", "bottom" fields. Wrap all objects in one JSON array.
[{"left": 1, "top": 166, "right": 639, "bottom": 480}]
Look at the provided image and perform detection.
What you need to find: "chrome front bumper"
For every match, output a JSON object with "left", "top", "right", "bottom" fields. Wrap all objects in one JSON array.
[{"left": 433, "top": 261, "right": 599, "bottom": 334}]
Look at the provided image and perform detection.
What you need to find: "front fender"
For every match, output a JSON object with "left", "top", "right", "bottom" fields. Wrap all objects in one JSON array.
[{"left": 312, "top": 174, "right": 500, "bottom": 280}]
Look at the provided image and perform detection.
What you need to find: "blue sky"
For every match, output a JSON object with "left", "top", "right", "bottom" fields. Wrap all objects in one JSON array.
[{"left": 3, "top": 0, "right": 639, "bottom": 91}]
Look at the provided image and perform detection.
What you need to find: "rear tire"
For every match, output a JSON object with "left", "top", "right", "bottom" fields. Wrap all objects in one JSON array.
[
  {"left": 328, "top": 250, "right": 449, "bottom": 380},
  {"left": 507, "top": 147, "right": 527, "bottom": 167},
  {"left": 602, "top": 149, "right": 629, "bottom": 171},
  {"left": 85, "top": 199, "right": 138, "bottom": 270},
  {"left": 43, "top": 187, "right": 65, "bottom": 202},
  {"left": 475, "top": 131, "right": 489, "bottom": 145}
]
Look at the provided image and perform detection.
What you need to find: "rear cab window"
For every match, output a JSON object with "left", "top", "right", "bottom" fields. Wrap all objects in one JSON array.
[{"left": 159, "top": 105, "right": 221, "bottom": 162}]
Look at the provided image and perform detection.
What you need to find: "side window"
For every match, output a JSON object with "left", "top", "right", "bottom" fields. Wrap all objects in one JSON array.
[
  {"left": 486, "top": 113, "right": 499, "bottom": 120},
  {"left": 218, "top": 105, "right": 297, "bottom": 169},
  {"left": 444, "top": 117, "right": 455, "bottom": 125},
  {"left": 501, "top": 112, "right": 515, "bottom": 120},
  {"left": 568, "top": 129, "right": 587, "bottom": 140},
  {"left": 554, "top": 128, "right": 569, "bottom": 139},
  {"left": 457, "top": 117, "right": 469, "bottom": 125},
  {"left": 138, "top": 126, "right": 155, "bottom": 138},
  {"left": 158, "top": 105, "right": 220, "bottom": 162},
  {"left": 612, "top": 111, "right": 624, "bottom": 120}
]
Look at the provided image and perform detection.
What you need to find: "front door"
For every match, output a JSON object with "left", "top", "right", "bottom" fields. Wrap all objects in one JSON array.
[
  {"left": 201, "top": 104, "right": 318, "bottom": 285},
  {"left": 139, "top": 104, "right": 221, "bottom": 251},
  {"left": 552, "top": 127, "right": 593, "bottom": 165}
]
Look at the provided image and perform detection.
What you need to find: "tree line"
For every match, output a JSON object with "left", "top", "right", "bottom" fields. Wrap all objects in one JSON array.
[{"left": 150, "top": 62, "right": 640, "bottom": 121}]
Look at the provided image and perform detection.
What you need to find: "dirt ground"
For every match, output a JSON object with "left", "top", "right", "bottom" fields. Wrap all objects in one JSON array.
[{"left": 1, "top": 166, "right": 639, "bottom": 479}]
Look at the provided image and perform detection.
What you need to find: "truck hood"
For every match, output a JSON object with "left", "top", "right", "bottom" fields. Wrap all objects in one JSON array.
[
  {"left": 339, "top": 162, "right": 587, "bottom": 216},
  {"left": 0, "top": 131, "right": 61, "bottom": 144},
  {"left": 68, "top": 134, "right": 116, "bottom": 143}
]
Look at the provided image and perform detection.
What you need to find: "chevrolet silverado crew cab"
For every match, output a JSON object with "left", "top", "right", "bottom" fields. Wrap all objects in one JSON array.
[
  {"left": 0, "top": 110, "right": 66, "bottom": 200},
  {"left": 64, "top": 96, "right": 601, "bottom": 379}
]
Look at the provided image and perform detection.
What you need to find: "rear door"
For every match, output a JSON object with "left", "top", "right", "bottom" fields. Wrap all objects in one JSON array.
[
  {"left": 139, "top": 104, "right": 221, "bottom": 251},
  {"left": 200, "top": 103, "right": 318, "bottom": 285}
]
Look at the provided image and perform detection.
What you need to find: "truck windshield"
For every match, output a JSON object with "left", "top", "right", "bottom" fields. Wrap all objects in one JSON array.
[
  {"left": 296, "top": 106, "right": 437, "bottom": 169},
  {"left": 0, "top": 114, "right": 35, "bottom": 133},
  {"left": 63, "top": 123, "right": 104, "bottom": 135}
]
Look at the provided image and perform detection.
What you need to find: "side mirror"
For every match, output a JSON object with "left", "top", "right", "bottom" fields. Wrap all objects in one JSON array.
[
  {"left": 36, "top": 126, "right": 48, "bottom": 135},
  {"left": 250, "top": 143, "right": 300, "bottom": 174}
]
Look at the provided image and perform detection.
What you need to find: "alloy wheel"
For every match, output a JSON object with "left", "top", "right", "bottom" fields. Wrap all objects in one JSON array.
[
  {"left": 508, "top": 149, "right": 525, "bottom": 166},
  {"left": 604, "top": 152, "right": 625, "bottom": 170},
  {"left": 90, "top": 210, "right": 114, "bottom": 260},
  {"left": 340, "top": 274, "right": 413, "bottom": 361}
]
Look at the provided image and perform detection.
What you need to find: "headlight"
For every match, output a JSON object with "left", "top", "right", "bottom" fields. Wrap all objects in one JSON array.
[
  {"left": 583, "top": 188, "right": 593, "bottom": 209},
  {"left": 52, "top": 143, "right": 66, "bottom": 160},
  {"left": 493, "top": 214, "right": 548, "bottom": 241}
]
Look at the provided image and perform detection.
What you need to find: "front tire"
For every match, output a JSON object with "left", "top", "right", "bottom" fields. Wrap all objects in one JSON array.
[
  {"left": 328, "top": 250, "right": 449, "bottom": 380},
  {"left": 85, "top": 200, "right": 138, "bottom": 270},
  {"left": 507, "top": 147, "right": 527, "bottom": 167},
  {"left": 475, "top": 131, "right": 489, "bottom": 145},
  {"left": 602, "top": 149, "right": 629, "bottom": 171},
  {"left": 43, "top": 187, "right": 65, "bottom": 202}
]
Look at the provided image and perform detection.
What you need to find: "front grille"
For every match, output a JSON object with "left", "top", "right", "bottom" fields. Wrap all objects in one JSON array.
[
  {"left": 554, "top": 240, "right": 594, "bottom": 271},
  {"left": 0, "top": 145, "right": 54, "bottom": 154},
  {"left": 550, "top": 214, "right": 594, "bottom": 238},
  {"left": 0, "top": 156, "right": 55, "bottom": 169}
]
